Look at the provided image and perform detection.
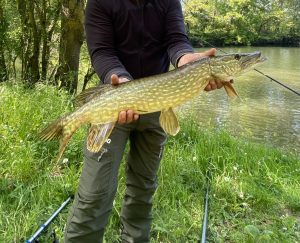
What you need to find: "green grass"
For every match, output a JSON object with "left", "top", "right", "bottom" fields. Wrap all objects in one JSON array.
[{"left": 0, "top": 83, "right": 299, "bottom": 242}]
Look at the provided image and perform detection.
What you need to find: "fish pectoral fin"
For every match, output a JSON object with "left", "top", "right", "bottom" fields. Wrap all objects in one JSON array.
[
  {"left": 74, "top": 84, "right": 115, "bottom": 108},
  {"left": 223, "top": 81, "right": 239, "bottom": 98},
  {"left": 87, "top": 122, "right": 115, "bottom": 153},
  {"left": 159, "top": 108, "right": 180, "bottom": 136}
]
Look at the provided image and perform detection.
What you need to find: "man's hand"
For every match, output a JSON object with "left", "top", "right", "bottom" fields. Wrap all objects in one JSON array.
[
  {"left": 111, "top": 74, "right": 139, "bottom": 124},
  {"left": 177, "top": 48, "right": 225, "bottom": 92}
]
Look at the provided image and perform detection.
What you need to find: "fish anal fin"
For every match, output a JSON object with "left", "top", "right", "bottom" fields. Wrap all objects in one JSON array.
[
  {"left": 159, "top": 108, "right": 180, "bottom": 136},
  {"left": 223, "top": 81, "right": 239, "bottom": 98},
  {"left": 74, "top": 84, "right": 115, "bottom": 107},
  {"left": 87, "top": 122, "right": 115, "bottom": 153}
]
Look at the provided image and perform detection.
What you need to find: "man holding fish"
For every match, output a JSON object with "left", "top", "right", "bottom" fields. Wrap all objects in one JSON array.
[{"left": 64, "top": 0, "right": 223, "bottom": 242}]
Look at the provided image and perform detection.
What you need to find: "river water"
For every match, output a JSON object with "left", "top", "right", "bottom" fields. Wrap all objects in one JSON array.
[{"left": 180, "top": 47, "right": 300, "bottom": 155}]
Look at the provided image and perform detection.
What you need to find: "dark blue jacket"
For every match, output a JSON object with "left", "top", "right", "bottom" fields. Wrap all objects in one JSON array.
[{"left": 85, "top": 0, "right": 194, "bottom": 83}]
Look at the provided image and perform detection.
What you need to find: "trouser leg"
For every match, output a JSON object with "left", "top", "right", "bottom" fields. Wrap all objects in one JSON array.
[
  {"left": 121, "top": 113, "right": 167, "bottom": 243},
  {"left": 64, "top": 124, "right": 132, "bottom": 243}
]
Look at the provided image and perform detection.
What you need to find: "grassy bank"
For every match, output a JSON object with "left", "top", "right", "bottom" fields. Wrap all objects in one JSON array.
[{"left": 0, "top": 84, "right": 299, "bottom": 242}]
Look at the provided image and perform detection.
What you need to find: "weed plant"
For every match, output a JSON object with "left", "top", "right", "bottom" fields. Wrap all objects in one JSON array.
[{"left": 0, "top": 84, "right": 299, "bottom": 242}]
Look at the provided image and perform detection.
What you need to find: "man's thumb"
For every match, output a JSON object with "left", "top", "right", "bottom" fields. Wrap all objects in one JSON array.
[
  {"left": 205, "top": 48, "right": 217, "bottom": 57},
  {"left": 111, "top": 74, "right": 119, "bottom": 85}
]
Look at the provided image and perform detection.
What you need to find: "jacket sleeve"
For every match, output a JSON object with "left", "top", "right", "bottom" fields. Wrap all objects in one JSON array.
[
  {"left": 165, "top": 0, "right": 194, "bottom": 68},
  {"left": 85, "top": 0, "right": 133, "bottom": 84}
]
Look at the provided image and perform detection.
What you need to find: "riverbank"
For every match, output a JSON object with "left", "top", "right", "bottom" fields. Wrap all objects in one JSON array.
[
  {"left": 0, "top": 84, "right": 299, "bottom": 242},
  {"left": 192, "top": 40, "right": 300, "bottom": 48}
]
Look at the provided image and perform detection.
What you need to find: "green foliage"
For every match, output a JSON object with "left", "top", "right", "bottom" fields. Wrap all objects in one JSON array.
[
  {"left": 0, "top": 0, "right": 85, "bottom": 91},
  {"left": 1, "top": 83, "right": 299, "bottom": 242},
  {"left": 184, "top": 0, "right": 300, "bottom": 46},
  {"left": 1, "top": 0, "right": 299, "bottom": 90}
]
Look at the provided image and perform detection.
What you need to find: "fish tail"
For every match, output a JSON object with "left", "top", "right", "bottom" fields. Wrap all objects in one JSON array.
[{"left": 39, "top": 116, "right": 78, "bottom": 162}]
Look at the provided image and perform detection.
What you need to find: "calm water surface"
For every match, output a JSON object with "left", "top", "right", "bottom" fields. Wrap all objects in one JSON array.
[{"left": 181, "top": 47, "right": 300, "bottom": 155}]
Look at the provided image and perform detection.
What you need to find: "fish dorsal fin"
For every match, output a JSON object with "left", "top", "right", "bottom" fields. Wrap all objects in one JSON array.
[
  {"left": 159, "top": 108, "right": 180, "bottom": 136},
  {"left": 74, "top": 84, "right": 114, "bottom": 107},
  {"left": 87, "top": 122, "right": 115, "bottom": 153},
  {"left": 223, "top": 81, "right": 239, "bottom": 98}
]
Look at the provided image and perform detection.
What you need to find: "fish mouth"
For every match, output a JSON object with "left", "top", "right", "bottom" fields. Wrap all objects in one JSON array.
[{"left": 241, "top": 52, "right": 267, "bottom": 70}]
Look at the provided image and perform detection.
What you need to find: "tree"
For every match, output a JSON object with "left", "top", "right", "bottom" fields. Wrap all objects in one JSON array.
[
  {"left": 16, "top": 0, "right": 41, "bottom": 86},
  {"left": 55, "top": 0, "right": 85, "bottom": 94},
  {"left": 37, "top": 0, "right": 61, "bottom": 81},
  {"left": 183, "top": 0, "right": 300, "bottom": 46},
  {"left": 0, "top": 0, "right": 8, "bottom": 82}
]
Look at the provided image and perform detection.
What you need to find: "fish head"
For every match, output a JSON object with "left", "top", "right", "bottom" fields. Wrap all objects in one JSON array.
[{"left": 210, "top": 52, "right": 266, "bottom": 81}]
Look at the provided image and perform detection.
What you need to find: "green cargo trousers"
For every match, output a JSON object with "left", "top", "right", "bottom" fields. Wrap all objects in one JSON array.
[{"left": 64, "top": 112, "right": 167, "bottom": 242}]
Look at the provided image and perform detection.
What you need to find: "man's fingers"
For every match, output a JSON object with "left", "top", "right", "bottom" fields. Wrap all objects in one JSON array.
[
  {"left": 126, "top": 110, "right": 134, "bottom": 123},
  {"left": 216, "top": 80, "right": 223, "bottom": 89},
  {"left": 204, "top": 84, "right": 211, "bottom": 91},
  {"left": 204, "top": 79, "right": 224, "bottom": 92},
  {"left": 210, "top": 81, "right": 217, "bottom": 90},
  {"left": 118, "top": 110, "right": 139, "bottom": 124},
  {"left": 118, "top": 111, "right": 127, "bottom": 124}
]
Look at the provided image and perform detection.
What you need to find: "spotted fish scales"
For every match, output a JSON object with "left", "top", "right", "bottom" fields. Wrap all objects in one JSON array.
[{"left": 39, "top": 52, "right": 266, "bottom": 161}]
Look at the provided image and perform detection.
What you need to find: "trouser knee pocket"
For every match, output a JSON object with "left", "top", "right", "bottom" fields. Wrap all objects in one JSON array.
[{"left": 80, "top": 146, "right": 115, "bottom": 197}]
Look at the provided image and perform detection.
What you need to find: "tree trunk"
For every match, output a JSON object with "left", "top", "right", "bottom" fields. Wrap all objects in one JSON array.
[
  {"left": 40, "top": 0, "right": 61, "bottom": 81},
  {"left": 40, "top": 0, "right": 48, "bottom": 81},
  {"left": 17, "top": 0, "right": 29, "bottom": 80},
  {"left": 55, "top": 0, "right": 84, "bottom": 94},
  {"left": 0, "top": 48, "right": 7, "bottom": 82},
  {"left": 17, "top": 0, "right": 41, "bottom": 86},
  {"left": 0, "top": 0, "right": 8, "bottom": 82},
  {"left": 26, "top": 0, "right": 41, "bottom": 86}
]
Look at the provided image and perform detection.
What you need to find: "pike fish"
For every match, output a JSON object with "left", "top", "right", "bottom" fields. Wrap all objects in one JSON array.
[{"left": 40, "top": 52, "right": 266, "bottom": 161}]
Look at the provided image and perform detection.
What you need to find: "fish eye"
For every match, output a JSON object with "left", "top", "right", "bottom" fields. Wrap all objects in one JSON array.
[{"left": 234, "top": 54, "right": 241, "bottom": 60}]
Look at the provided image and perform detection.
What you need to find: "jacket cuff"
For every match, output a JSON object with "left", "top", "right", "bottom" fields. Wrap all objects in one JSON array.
[
  {"left": 102, "top": 68, "right": 133, "bottom": 84},
  {"left": 172, "top": 48, "right": 195, "bottom": 68}
]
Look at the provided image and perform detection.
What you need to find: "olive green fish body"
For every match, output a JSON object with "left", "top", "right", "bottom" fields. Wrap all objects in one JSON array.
[
  {"left": 40, "top": 52, "right": 265, "bottom": 161},
  {"left": 56, "top": 60, "right": 211, "bottom": 135}
]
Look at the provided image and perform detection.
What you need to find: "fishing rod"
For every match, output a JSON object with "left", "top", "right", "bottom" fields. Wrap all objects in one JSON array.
[
  {"left": 201, "top": 39, "right": 300, "bottom": 96},
  {"left": 198, "top": 159, "right": 212, "bottom": 243},
  {"left": 26, "top": 196, "right": 73, "bottom": 243}
]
